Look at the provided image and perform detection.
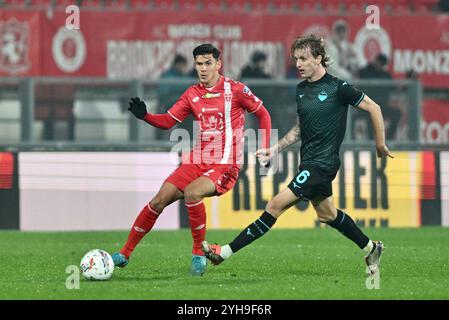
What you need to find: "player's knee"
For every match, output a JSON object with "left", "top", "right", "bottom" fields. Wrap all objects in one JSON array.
[
  {"left": 149, "top": 196, "right": 166, "bottom": 213},
  {"left": 317, "top": 213, "right": 335, "bottom": 224},
  {"left": 265, "top": 199, "right": 283, "bottom": 218},
  {"left": 184, "top": 185, "right": 203, "bottom": 202}
]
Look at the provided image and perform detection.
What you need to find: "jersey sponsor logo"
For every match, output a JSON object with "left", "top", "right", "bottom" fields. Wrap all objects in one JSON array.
[
  {"left": 342, "top": 81, "right": 348, "bottom": 86},
  {"left": 193, "top": 96, "right": 200, "bottom": 103},
  {"left": 243, "top": 86, "right": 250, "bottom": 94},
  {"left": 201, "top": 107, "right": 219, "bottom": 112},
  {"left": 202, "top": 92, "right": 221, "bottom": 99},
  {"left": 318, "top": 91, "right": 328, "bottom": 102},
  {"left": 299, "top": 94, "right": 305, "bottom": 99}
]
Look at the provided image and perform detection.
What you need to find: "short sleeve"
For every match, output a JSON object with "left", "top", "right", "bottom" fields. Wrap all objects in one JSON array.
[
  {"left": 167, "top": 90, "right": 191, "bottom": 122},
  {"left": 337, "top": 80, "right": 365, "bottom": 107},
  {"left": 235, "top": 82, "right": 263, "bottom": 113}
]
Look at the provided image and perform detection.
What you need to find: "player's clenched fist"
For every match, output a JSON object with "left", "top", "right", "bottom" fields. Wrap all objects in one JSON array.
[
  {"left": 255, "top": 147, "right": 276, "bottom": 167},
  {"left": 128, "top": 97, "right": 148, "bottom": 119}
]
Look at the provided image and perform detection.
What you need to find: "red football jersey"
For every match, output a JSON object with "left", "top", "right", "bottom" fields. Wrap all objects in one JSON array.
[{"left": 168, "top": 76, "right": 263, "bottom": 167}]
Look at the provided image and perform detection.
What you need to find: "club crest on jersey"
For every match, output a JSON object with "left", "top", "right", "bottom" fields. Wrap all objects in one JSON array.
[
  {"left": 201, "top": 113, "right": 224, "bottom": 131},
  {"left": 202, "top": 92, "right": 221, "bottom": 99},
  {"left": 318, "top": 91, "right": 328, "bottom": 102}
]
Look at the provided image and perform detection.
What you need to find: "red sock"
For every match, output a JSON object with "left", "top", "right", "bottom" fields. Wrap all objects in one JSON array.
[
  {"left": 186, "top": 200, "right": 206, "bottom": 256},
  {"left": 120, "top": 204, "right": 160, "bottom": 259}
]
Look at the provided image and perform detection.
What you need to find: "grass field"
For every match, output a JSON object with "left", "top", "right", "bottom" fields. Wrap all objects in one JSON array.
[{"left": 1, "top": 227, "right": 448, "bottom": 300}]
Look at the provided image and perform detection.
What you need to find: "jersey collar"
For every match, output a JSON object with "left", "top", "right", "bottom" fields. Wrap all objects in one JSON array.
[
  {"left": 308, "top": 72, "right": 330, "bottom": 84},
  {"left": 200, "top": 75, "right": 224, "bottom": 91}
]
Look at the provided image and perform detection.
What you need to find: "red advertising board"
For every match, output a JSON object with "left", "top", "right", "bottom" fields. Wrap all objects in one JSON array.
[
  {"left": 421, "top": 99, "right": 449, "bottom": 144},
  {"left": 1, "top": 10, "right": 448, "bottom": 88}
]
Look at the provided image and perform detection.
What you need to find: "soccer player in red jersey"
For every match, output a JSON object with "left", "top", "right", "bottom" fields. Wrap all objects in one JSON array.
[{"left": 112, "top": 44, "right": 272, "bottom": 275}]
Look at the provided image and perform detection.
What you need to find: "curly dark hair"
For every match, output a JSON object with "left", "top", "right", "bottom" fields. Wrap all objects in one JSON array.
[{"left": 290, "top": 34, "right": 330, "bottom": 67}]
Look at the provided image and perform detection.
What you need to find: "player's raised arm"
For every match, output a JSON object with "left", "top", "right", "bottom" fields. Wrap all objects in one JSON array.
[
  {"left": 128, "top": 97, "right": 178, "bottom": 130},
  {"left": 356, "top": 95, "right": 394, "bottom": 159}
]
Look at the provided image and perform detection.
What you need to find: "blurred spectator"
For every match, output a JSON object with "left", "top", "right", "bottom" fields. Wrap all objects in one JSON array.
[
  {"left": 326, "top": 19, "right": 358, "bottom": 80},
  {"left": 157, "top": 54, "right": 190, "bottom": 140},
  {"left": 358, "top": 53, "right": 401, "bottom": 141},
  {"left": 240, "top": 51, "right": 271, "bottom": 79},
  {"left": 405, "top": 68, "right": 419, "bottom": 80},
  {"left": 440, "top": 0, "right": 449, "bottom": 12},
  {"left": 358, "top": 53, "right": 390, "bottom": 79},
  {"left": 36, "top": 85, "right": 75, "bottom": 141},
  {"left": 162, "top": 54, "right": 188, "bottom": 78},
  {"left": 286, "top": 61, "right": 299, "bottom": 79},
  {"left": 157, "top": 54, "right": 189, "bottom": 112}
]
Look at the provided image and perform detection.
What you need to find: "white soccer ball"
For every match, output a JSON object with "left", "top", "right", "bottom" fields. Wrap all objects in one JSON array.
[{"left": 80, "top": 249, "right": 114, "bottom": 280}]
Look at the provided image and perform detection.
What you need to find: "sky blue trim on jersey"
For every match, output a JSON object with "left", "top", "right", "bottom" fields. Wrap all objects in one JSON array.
[
  {"left": 340, "top": 212, "right": 346, "bottom": 224},
  {"left": 354, "top": 92, "right": 365, "bottom": 107},
  {"left": 258, "top": 218, "right": 271, "bottom": 231}
]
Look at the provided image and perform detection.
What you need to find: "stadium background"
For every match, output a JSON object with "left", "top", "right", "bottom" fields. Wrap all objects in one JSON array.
[
  {"left": 0, "top": 1, "right": 448, "bottom": 232},
  {"left": 1, "top": 0, "right": 449, "bottom": 302}
]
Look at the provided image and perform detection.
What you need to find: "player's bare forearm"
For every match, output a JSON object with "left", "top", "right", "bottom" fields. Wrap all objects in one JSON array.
[
  {"left": 357, "top": 95, "right": 394, "bottom": 158},
  {"left": 275, "top": 118, "right": 301, "bottom": 153},
  {"left": 357, "top": 96, "right": 386, "bottom": 147},
  {"left": 369, "top": 104, "right": 386, "bottom": 148}
]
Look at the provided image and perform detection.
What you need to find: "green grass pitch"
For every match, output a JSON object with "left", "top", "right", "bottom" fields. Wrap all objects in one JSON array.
[{"left": 1, "top": 227, "right": 448, "bottom": 300}]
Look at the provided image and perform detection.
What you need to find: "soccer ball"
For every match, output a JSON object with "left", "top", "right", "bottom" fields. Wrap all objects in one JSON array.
[{"left": 80, "top": 249, "right": 114, "bottom": 280}]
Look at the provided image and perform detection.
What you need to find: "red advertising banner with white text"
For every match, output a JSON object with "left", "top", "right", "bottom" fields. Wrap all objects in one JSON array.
[
  {"left": 1, "top": 10, "right": 449, "bottom": 88},
  {"left": 421, "top": 99, "right": 449, "bottom": 144}
]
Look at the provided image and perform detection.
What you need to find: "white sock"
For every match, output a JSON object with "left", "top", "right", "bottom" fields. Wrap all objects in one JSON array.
[
  {"left": 363, "top": 240, "right": 374, "bottom": 253},
  {"left": 220, "top": 244, "right": 233, "bottom": 260}
]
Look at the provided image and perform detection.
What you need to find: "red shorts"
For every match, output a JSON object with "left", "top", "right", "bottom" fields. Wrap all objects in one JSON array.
[{"left": 164, "top": 163, "right": 240, "bottom": 196}]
